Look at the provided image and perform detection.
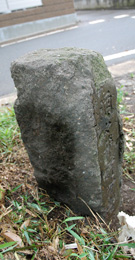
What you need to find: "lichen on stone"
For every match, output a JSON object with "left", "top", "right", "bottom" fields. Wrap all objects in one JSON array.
[{"left": 91, "top": 53, "right": 111, "bottom": 90}]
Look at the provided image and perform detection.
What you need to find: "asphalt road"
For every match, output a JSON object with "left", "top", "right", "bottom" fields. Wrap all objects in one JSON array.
[{"left": 0, "top": 9, "right": 135, "bottom": 96}]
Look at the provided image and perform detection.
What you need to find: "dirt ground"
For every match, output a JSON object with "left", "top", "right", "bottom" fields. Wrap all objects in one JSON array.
[{"left": 114, "top": 73, "right": 135, "bottom": 217}]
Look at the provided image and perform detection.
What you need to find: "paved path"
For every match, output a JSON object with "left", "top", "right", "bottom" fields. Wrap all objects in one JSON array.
[{"left": 0, "top": 9, "right": 135, "bottom": 96}]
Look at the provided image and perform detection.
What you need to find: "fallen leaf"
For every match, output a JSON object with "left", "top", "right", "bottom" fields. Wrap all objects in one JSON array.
[
  {"left": 25, "top": 209, "right": 37, "bottom": 217},
  {"left": 48, "top": 245, "right": 56, "bottom": 254},
  {"left": 0, "top": 236, "right": 4, "bottom": 242},
  {"left": 25, "top": 183, "right": 33, "bottom": 190},
  {"left": 64, "top": 243, "right": 77, "bottom": 249},
  {"left": 20, "top": 219, "right": 30, "bottom": 230},
  {"left": 1, "top": 231, "right": 24, "bottom": 247},
  {"left": 123, "top": 127, "right": 131, "bottom": 132},
  {"left": 76, "top": 239, "right": 87, "bottom": 260},
  {"left": 126, "top": 141, "right": 133, "bottom": 151},
  {"left": 80, "top": 227, "right": 89, "bottom": 235},
  {"left": 52, "top": 235, "right": 59, "bottom": 251},
  {"left": 0, "top": 223, "right": 15, "bottom": 233}
]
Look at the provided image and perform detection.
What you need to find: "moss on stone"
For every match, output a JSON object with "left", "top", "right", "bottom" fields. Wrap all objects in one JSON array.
[{"left": 91, "top": 53, "right": 111, "bottom": 90}]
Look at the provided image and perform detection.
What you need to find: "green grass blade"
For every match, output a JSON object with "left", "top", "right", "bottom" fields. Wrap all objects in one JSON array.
[
  {"left": 70, "top": 253, "right": 80, "bottom": 258},
  {"left": 63, "top": 216, "right": 84, "bottom": 223},
  {"left": 11, "top": 184, "right": 23, "bottom": 192},
  {"left": 24, "top": 231, "right": 31, "bottom": 245},
  {"left": 0, "top": 253, "right": 4, "bottom": 259},
  {"left": 119, "top": 242, "right": 135, "bottom": 248},
  {"left": 68, "top": 230, "right": 85, "bottom": 246},
  {"left": 88, "top": 250, "right": 95, "bottom": 260},
  {"left": 106, "top": 245, "right": 118, "bottom": 260},
  {"left": 115, "top": 255, "right": 131, "bottom": 259},
  {"left": 68, "top": 229, "right": 82, "bottom": 243},
  {"left": 66, "top": 224, "right": 76, "bottom": 231},
  {"left": 0, "top": 242, "right": 16, "bottom": 250}
]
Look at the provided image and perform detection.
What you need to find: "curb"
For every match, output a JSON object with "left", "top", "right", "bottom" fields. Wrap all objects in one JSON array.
[
  {"left": 0, "top": 60, "right": 135, "bottom": 107},
  {"left": 108, "top": 60, "right": 135, "bottom": 77},
  {"left": 0, "top": 14, "right": 77, "bottom": 43},
  {"left": 0, "top": 93, "right": 17, "bottom": 107}
]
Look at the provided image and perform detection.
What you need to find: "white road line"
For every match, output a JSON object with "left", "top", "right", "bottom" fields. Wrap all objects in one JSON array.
[
  {"left": 114, "top": 14, "right": 129, "bottom": 19},
  {"left": 0, "top": 25, "right": 78, "bottom": 47},
  {"left": 89, "top": 19, "right": 105, "bottom": 25},
  {"left": 104, "top": 49, "right": 135, "bottom": 61},
  {"left": 131, "top": 16, "right": 135, "bottom": 19}
]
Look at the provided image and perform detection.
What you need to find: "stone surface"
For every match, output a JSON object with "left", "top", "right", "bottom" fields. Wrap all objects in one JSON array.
[{"left": 11, "top": 48, "right": 124, "bottom": 221}]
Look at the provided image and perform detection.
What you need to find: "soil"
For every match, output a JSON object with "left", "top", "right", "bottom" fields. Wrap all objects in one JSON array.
[{"left": 114, "top": 73, "right": 135, "bottom": 218}]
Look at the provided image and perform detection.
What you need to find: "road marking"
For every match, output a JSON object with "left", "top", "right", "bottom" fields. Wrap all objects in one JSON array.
[
  {"left": 104, "top": 49, "right": 135, "bottom": 61},
  {"left": 0, "top": 25, "right": 78, "bottom": 47},
  {"left": 89, "top": 19, "right": 105, "bottom": 25},
  {"left": 114, "top": 14, "right": 129, "bottom": 19},
  {"left": 131, "top": 16, "right": 135, "bottom": 19}
]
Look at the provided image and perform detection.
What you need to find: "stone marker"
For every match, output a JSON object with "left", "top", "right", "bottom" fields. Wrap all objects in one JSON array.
[{"left": 11, "top": 48, "right": 124, "bottom": 221}]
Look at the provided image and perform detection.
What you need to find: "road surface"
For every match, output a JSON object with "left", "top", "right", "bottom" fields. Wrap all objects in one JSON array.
[{"left": 0, "top": 9, "right": 135, "bottom": 96}]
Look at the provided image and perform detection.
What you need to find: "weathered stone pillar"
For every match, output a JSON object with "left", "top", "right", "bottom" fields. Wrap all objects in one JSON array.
[{"left": 11, "top": 48, "right": 124, "bottom": 221}]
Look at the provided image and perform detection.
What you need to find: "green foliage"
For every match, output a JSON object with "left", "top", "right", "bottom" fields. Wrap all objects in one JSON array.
[
  {"left": 0, "top": 107, "right": 21, "bottom": 155},
  {"left": 0, "top": 242, "right": 17, "bottom": 250},
  {"left": 1, "top": 183, "right": 132, "bottom": 259},
  {"left": 124, "top": 151, "right": 135, "bottom": 173},
  {"left": 117, "top": 85, "right": 124, "bottom": 105},
  {"left": 130, "top": 73, "right": 134, "bottom": 78},
  {"left": 117, "top": 85, "right": 127, "bottom": 114},
  {"left": 63, "top": 216, "right": 84, "bottom": 223}
]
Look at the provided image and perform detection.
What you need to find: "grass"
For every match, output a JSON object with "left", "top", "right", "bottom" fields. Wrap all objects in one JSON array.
[
  {"left": 0, "top": 98, "right": 135, "bottom": 259},
  {"left": 0, "top": 183, "right": 132, "bottom": 260},
  {"left": 117, "top": 85, "right": 124, "bottom": 106},
  {"left": 0, "top": 107, "right": 21, "bottom": 155},
  {"left": 117, "top": 85, "right": 128, "bottom": 114}
]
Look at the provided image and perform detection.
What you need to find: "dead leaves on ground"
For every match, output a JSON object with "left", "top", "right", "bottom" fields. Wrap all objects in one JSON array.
[
  {"left": 1, "top": 231, "right": 24, "bottom": 247},
  {"left": 122, "top": 114, "right": 135, "bottom": 176}
]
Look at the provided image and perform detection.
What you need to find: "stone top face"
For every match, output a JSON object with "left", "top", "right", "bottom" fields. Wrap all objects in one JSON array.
[
  {"left": 11, "top": 48, "right": 112, "bottom": 93},
  {"left": 12, "top": 48, "right": 98, "bottom": 65}
]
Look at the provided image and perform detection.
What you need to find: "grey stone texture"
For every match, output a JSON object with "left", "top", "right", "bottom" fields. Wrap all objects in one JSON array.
[{"left": 11, "top": 48, "right": 124, "bottom": 221}]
